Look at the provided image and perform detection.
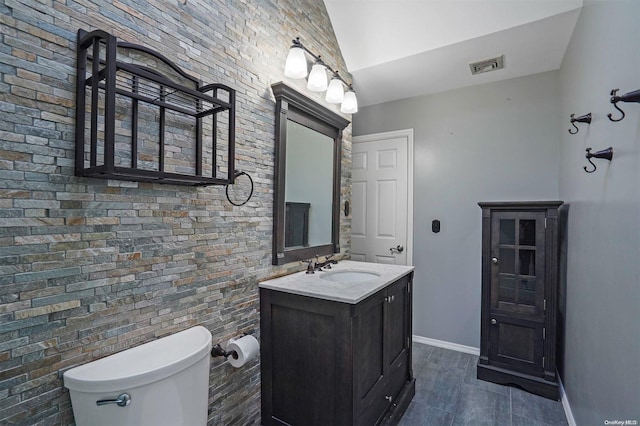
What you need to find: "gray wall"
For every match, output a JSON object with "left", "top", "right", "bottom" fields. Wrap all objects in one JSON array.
[
  {"left": 354, "top": 1, "right": 640, "bottom": 422},
  {"left": 558, "top": 0, "right": 640, "bottom": 423},
  {"left": 0, "top": 1, "right": 351, "bottom": 424},
  {"left": 353, "top": 71, "right": 561, "bottom": 348}
]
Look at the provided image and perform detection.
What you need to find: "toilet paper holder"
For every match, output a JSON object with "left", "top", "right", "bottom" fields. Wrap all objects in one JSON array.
[
  {"left": 210, "top": 333, "right": 260, "bottom": 368},
  {"left": 210, "top": 333, "right": 248, "bottom": 360},
  {"left": 211, "top": 343, "right": 239, "bottom": 360}
]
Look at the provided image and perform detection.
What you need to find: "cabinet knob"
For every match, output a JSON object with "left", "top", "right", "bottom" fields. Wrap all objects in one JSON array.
[
  {"left": 491, "top": 319, "right": 497, "bottom": 325},
  {"left": 491, "top": 257, "right": 499, "bottom": 264},
  {"left": 385, "top": 395, "right": 392, "bottom": 402}
]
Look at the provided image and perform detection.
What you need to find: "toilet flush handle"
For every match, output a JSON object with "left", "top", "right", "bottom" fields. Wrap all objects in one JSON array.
[{"left": 96, "top": 393, "right": 131, "bottom": 407}]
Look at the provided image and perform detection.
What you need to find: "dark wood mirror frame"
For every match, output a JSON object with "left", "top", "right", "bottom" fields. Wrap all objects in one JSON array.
[{"left": 272, "top": 82, "right": 350, "bottom": 265}]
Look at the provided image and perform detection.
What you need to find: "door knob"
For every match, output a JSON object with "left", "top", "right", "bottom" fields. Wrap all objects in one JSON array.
[
  {"left": 385, "top": 395, "right": 392, "bottom": 402},
  {"left": 491, "top": 319, "right": 497, "bottom": 325},
  {"left": 491, "top": 257, "right": 499, "bottom": 264},
  {"left": 390, "top": 245, "right": 404, "bottom": 254}
]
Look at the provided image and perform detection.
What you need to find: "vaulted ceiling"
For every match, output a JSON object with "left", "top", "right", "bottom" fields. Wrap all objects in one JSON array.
[{"left": 323, "top": 0, "right": 583, "bottom": 107}]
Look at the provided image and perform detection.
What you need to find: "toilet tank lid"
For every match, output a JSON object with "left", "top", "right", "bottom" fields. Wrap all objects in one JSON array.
[{"left": 63, "top": 326, "right": 212, "bottom": 393}]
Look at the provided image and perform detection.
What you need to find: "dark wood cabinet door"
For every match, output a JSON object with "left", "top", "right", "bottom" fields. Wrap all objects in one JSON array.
[
  {"left": 384, "top": 277, "right": 410, "bottom": 399},
  {"left": 488, "top": 314, "right": 544, "bottom": 374},
  {"left": 355, "top": 291, "right": 387, "bottom": 425},
  {"left": 488, "top": 211, "right": 546, "bottom": 376}
]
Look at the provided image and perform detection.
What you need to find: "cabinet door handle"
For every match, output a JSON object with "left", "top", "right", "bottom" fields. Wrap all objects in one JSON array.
[
  {"left": 491, "top": 318, "right": 497, "bottom": 325},
  {"left": 492, "top": 257, "right": 499, "bottom": 264}
]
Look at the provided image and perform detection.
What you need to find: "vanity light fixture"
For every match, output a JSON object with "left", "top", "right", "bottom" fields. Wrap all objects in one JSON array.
[
  {"left": 284, "top": 41, "right": 308, "bottom": 78},
  {"left": 325, "top": 72, "right": 345, "bottom": 103},
  {"left": 283, "top": 37, "right": 358, "bottom": 113},
  {"left": 307, "top": 59, "right": 328, "bottom": 92},
  {"left": 340, "top": 85, "right": 358, "bottom": 114}
]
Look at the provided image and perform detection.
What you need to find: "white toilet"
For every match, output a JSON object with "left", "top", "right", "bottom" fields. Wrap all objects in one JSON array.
[{"left": 63, "top": 326, "right": 212, "bottom": 426}]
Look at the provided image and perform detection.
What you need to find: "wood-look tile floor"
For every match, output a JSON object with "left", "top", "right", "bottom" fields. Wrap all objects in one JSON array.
[{"left": 399, "top": 343, "right": 569, "bottom": 426}]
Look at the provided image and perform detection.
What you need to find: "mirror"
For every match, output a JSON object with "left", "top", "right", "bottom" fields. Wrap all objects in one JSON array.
[{"left": 272, "top": 82, "right": 350, "bottom": 265}]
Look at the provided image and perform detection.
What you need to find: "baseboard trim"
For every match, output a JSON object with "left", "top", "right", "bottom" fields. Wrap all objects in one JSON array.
[
  {"left": 558, "top": 376, "right": 576, "bottom": 426},
  {"left": 412, "top": 335, "right": 480, "bottom": 356}
]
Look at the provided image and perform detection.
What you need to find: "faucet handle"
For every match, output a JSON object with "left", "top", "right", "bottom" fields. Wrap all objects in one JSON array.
[{"left": 301, "top": 259, "right": 315, "bottom": 274}]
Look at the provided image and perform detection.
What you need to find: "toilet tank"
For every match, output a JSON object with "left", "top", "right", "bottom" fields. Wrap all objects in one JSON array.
[{"left": 64, "top": 326, "right": 212, "bottom": 426}]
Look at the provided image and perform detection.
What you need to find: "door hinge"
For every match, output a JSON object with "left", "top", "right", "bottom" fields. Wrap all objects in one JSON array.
[
  {"left": 544, "top": 299, "right": 546, "bottom": 311},
  {"left": 543, "top": 356, "right": 546, "bottom": 366},
  {"left": 544, "top": 218, "right": 547, "bottom": 228},
  {"left": 407, "top": 282, "right": 411, "bottom": 293},
  {"left": 407, "top": 337, "right": 411, "bottom": 347},
  {"left": 543, "top": 327, "right": 546, "bottom": 339}
]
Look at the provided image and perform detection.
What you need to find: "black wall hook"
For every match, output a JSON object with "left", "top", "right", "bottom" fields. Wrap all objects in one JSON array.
[
  {"left": 584, "top": 147, "right": 614, "bottom": 173},
  {"left": 568, "top": 113, "right": 592, "bottom": 134},
  {"left": 607, "top": 88, "right": 640, "bottom": 122}
]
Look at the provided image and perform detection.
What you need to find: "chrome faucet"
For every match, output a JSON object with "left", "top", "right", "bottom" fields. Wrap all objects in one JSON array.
[
  {"left": 314, "top": 255, "right": 337, "bottom": 271},
  {"left": 301, "top": 255, "right": 338, "bottom": 274},
  {"left": 302, "top": 259, "right": 315, "bottom": 274}
]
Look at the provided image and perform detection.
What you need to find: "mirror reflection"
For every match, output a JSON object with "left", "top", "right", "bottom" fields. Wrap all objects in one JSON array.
[
  {"left": 285, "top": 121, "right": 334, "bottom": 248},
  {"left": 271, "top": 82, "right": 349, "bottom": 266}
]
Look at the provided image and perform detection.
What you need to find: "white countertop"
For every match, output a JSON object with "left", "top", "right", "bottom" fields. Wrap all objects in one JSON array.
[{"left": 259, "top": 260, "right": 415, "bottom": 304}]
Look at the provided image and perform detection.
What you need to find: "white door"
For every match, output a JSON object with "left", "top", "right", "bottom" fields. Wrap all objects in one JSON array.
[{"left": 351, "top": 129, "right": 413, "bottom": 265}]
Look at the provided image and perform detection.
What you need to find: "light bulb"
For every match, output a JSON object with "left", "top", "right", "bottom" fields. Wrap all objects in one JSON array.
[
  {"left": 284, "top": 46, "right": 307, "bottom": 79},
  {"left": 340, "top": 89, "right": 358, "bottom": 114},
  {"left": 307, "top": 63, "right": 328, "bottom": 92},
  {"left": 325, "top": 77, "right": 344, "bottom": 103}
]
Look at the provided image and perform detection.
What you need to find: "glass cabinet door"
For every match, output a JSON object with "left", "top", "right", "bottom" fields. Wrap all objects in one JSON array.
[{"left": 490, "top": 212, "right": 545, "bottom": 315}]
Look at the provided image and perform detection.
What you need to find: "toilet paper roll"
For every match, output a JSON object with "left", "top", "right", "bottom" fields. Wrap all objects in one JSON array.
[{"left": 226, "top": 335, "right": 259, "bottom": 368}]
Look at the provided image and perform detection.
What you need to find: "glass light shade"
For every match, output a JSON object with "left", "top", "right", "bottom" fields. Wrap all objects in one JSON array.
[
  {"left": 340, "top": 90, "right": 358, "bottom": 114},
  {"left": 284, "top": 47, "right": 308, "bottom": 79},
  {"left": 325, "top": 78, "right": 344, "bottom": 103},
  {"left": 307, "top": 63, "right": 328, "bottom": 92}
]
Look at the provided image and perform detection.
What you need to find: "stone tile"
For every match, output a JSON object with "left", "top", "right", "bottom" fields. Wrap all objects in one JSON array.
[
  {"left": 451, "top": 383, "right": 511, "bottom": 426},
  {"left": 511, "top": 387, "right": 568, "bottom": 426},
  {"left": 463, "top": 355, "right": 511, "bottom": 397},
  {"left": 399, "top": 400, "right": 454, "bottom": 426},
  {"left": 412, "top": 342, "right": 434, "bottom": 374},
  {"left": 428, "top": 346, "right": 474, "bottom": 371},
  {"left": 414, "top": 366, "right": 464, "bottom": 413}
]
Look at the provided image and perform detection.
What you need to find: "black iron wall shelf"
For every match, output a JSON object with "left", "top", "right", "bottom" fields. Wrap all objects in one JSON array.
[{"left": 75, "top": 29, "right": 236, "bottom": 186}]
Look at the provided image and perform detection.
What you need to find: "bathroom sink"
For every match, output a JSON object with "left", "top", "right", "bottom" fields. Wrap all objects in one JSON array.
[{"left": 320, "top": 270, "right": 381, "bottom": 283}]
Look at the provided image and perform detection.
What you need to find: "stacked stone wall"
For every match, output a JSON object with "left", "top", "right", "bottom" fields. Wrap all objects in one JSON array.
[{"left": 0, "top": 1, "right": 351, "bottom": 424}]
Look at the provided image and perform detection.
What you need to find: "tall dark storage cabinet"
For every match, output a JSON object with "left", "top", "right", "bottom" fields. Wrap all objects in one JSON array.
[{"left": 477, "top": 201, "right": 563, "bottom": 400}]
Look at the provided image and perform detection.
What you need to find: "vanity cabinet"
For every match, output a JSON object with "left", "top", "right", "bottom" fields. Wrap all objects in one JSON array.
[
  {"left": 477, "top": 201, "right": 563, "bottom": 400},
  {"left": 260, "top": 272, "right": 415, "bottom": 426}
]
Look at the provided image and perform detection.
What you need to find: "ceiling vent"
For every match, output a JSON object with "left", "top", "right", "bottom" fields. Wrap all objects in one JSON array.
[{"left": 469, "top": 55, "right": 505, "bottom": 75}]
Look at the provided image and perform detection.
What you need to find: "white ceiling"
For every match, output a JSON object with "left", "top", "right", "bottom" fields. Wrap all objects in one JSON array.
[{"left": 323, "top": 0, "right": 583, "bottom": 107}]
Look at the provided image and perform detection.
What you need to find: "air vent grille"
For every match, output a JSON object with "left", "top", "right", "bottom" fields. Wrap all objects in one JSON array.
[{"left": 469, "top": 55, "right": 505, "bottom": 75}]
